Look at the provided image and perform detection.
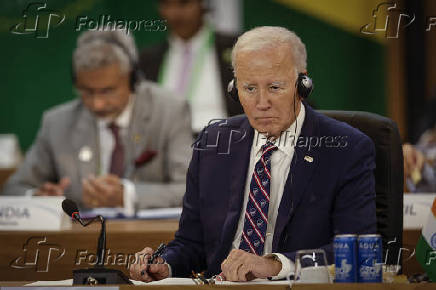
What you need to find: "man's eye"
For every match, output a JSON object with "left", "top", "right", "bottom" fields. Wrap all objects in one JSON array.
[
  {"left": 245, "top": 86, "right": 256, "bottom": 93},
  {"left": 270, "top": 85, "right": 281, "bottom": 91},
  {"left": 101, "top": 88, "right": 115, "bottom": 94}
]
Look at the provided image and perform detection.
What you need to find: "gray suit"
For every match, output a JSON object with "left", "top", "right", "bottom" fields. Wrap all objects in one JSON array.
[{"left": 2, "top": 81, "right": 192, "bottom": 209}]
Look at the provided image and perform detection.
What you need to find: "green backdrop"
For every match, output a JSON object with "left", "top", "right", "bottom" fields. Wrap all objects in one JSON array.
[{"left": 0, "top": 0, "right": 385, "bottom": 151}]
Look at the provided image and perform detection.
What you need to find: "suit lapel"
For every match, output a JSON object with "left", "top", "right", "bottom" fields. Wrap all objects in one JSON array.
[
  {"left": 272, "top": 104, "right": 321, "bottom": 251},
  {"left": 125, "top": 89, "right": 152, "bottom": 178},
  {"left": 72, "top": 103, "right": 99, "bottom": 182},
  {"left": 218, "top": 118, "right": 254, "bottom": 256}
]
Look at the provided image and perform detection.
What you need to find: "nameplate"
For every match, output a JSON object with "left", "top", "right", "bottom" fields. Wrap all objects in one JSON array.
[
  {"left": 403, "top": 193, "right": 436, "bottom": 229},
  {"left": 0, "top": 196, "right": 71, "bottom": 231}
]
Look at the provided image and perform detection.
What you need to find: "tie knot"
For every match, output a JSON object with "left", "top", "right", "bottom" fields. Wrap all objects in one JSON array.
[
  {"left": 261, "top": 141, "right": 278, "bottom": 156},
  {"left": 108, "top": 122, "right": 119, "bottom": 133}
]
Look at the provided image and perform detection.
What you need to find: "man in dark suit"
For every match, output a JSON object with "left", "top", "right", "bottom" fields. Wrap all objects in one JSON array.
[
  {"left": 139, "top": 0, "right": 243, "bottom": 133},
  {"left": 130, "top": 26, "right": 376, "bottom": 282}
]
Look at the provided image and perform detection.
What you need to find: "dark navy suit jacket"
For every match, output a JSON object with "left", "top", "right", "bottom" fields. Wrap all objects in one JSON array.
[{"left": 162, "top": 103, "right": 377, "bottom": 277}]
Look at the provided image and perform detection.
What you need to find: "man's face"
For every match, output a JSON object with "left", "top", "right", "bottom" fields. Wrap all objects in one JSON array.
[
  {"left": 235, "top": 45, "right": 301, "bottom": 138},
  {"left": 75, "top": 63, "right": 131, "bottom": 119},
  {"left": 158, "top": 0, "right": 203, "bottom": 40}
]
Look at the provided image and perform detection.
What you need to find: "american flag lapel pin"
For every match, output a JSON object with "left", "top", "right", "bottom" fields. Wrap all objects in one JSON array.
[{"left": 304, "top": 155, "right": 313, "bottom": 163}]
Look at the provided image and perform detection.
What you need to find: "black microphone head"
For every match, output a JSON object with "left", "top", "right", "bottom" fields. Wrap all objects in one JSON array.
[{"left": 62, "top": 198, "right": 79, "bottom": 217}]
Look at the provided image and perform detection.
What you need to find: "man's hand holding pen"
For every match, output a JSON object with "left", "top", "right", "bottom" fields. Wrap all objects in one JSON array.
[{"left": 129, "top": 244, "right": 169, "bottom": 282}]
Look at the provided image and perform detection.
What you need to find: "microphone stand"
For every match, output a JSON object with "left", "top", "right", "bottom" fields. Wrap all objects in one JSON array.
[
  {"left": 72, "top": 215, "right": 131, "bottom": 285},
  {"left": 96, "top": 215, "right": 106, "bottom": 267}
]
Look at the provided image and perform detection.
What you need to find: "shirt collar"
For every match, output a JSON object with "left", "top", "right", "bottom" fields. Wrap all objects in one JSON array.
[
  {"left": 252, "top": 102, "right": 306, "bottom": 157},
  {"left": 97, "top": 94, "right": 134, "bottom": 130},
  {"left": 169, "top": 23, "right": 210, "bottom": 53}
]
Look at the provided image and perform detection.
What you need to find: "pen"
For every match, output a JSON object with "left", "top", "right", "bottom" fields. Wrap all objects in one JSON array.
[
  {"left": 141, "top": 243, "right": 167, "bottom": 276},
  {"left": 148, "top": 243, "right": 166, "bottom": 264}
]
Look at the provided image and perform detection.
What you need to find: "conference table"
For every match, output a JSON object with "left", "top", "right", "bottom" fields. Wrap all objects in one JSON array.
[{"left": 0, "top": 219, "right": 429, "bottom": 287}]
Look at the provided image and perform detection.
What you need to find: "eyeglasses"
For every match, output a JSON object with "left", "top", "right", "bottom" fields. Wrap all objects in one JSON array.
[{"left": 75, "top": 86, "right": 120, "bottom": 99}]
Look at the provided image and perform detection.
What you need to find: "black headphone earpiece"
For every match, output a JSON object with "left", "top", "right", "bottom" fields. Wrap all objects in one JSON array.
[
  {"left": 227, "top": 78, "right": 239, "bottom": 103},
  {"left": 227, "top": 72, "right": 313, "bottom": 102},
  {"left": 296, "top": 73, "right": 313, "bottom": 99}
]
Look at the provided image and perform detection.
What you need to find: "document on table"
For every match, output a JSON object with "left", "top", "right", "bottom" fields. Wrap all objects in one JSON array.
[
  {"left": 133, "top": 278, "right": 290, "bottom": 285},
  {"left": 135, "top": 207, "right": 182, "bottom": 219},
  {"left": 26, "top": 278, "right": 289, "bottom": 286}
]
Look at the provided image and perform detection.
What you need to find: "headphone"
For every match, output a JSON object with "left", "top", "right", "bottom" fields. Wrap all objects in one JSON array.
[
  {"left": 71, "top": 37, "right": 142, "bottom": 91},
  {"left": 227, "top": 72, "right": 313, "bottom": 102}
]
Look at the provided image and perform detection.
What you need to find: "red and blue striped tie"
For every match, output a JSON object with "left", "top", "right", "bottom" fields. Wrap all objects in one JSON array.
[{"left": 239, "top": 141, "right": 278, "bottom": 255}]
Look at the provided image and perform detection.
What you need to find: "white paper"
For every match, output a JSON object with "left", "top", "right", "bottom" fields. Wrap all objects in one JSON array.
[
  {"left": 0, "top": 134, "right": 21, "bottom": 168},
  {"left": 131, "top": 277, "right": 289, "bottom": 285},
  {"left": 136, "top": 207, "right": 182, "bottom": 219},
  {"left": 25, "top": 279, "right": 73, "bottom": 286}
]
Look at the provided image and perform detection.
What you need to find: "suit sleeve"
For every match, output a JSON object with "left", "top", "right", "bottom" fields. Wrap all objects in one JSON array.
[
  {"left": 160, "top": 133, "right": 208, "bottom": 277},
  {"left": 280, "top": 135, "right": 377, "bottom": 263},
  {"left": 134, "top": 101, "right": 193, "bottom": 209},
  {"left": 1, "top": 112, "right": 58, "bottom": 195}
]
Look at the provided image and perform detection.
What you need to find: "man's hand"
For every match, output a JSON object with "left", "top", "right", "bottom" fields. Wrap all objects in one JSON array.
[
  {"left": 403, "top": 144, "right": 425, "bottom": 180},
  {"left": 82, "top": 174, "right": 123, "bottom": 208},
  {"left": 129, "top": 247, "right": 170, "bottom": 282},
  {"left": 221, "top": 249, "right": 282, "bottom": 282},
  {"left": 35, "top": 177, "right": 70, "bottom": 196}
]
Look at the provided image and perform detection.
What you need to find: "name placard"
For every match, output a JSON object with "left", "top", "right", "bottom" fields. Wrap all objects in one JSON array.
[
  {"left": 0, "top": 196, "right": 71, "bottom": 231},
  {"left": 403, "top": 193, "right": 436, "bottom": 229}
]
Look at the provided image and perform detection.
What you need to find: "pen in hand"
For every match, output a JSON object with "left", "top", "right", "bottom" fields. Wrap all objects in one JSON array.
[{"left": 141, "top": 243, "right": 167, "bottom": 276}]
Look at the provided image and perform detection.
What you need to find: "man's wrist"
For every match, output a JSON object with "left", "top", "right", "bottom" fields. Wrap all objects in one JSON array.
[
  {"left": 121, "top": 179, "right": 136, "bottom": 217},
  {"left": 264, "top": 253, "right": 293, "bottom": 280},
  {"left": 264, "top": 254, "right": 282, "bottom": 277}
]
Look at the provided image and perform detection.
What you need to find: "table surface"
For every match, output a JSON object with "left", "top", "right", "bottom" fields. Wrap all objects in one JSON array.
[
  {"left": 0, "top": 282, "right": 434, "bottom": 289},
  {"left": 0, "top": 219, "right": 179, "bottom": 281},
  {"left": 0, "top": 219, "right": 427, "bottom": 282}
]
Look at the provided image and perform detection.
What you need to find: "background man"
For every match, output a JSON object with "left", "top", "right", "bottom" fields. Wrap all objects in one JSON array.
[
  {"left": 2, "top": 30, "right": 192, "bottom": 214},
  {"left": 403, "top": 97, "right": 436, "bottom": 192},
  {"left": 130, "top": 26, "right": 376, "bottom": 281},
  {"left": 139, "top": 0, "right": 243, "bottom": 134}
]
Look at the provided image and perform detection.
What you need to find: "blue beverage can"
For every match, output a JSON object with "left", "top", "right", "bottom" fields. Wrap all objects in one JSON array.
[
  {"left": 333, "top": 234, "right": 358, "bottom": 282},
  {"left": 358, "top": 234, "right": 383, "bottom": 282}
]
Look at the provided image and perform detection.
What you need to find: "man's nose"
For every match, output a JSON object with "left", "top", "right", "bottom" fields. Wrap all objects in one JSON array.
[
  {"left": 90, "top": 96, "right": 106, "bottom": 111},
  {"left": 256, "top": 89, "right": 271, "bottom": 110}
]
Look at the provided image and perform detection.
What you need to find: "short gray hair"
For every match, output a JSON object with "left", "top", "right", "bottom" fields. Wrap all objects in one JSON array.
[
  {"left": 232, "top": 26, "right": 307, "bottom": 76},
  {"left": 73, "top": 30, "right": 138, "bottom": 74}
]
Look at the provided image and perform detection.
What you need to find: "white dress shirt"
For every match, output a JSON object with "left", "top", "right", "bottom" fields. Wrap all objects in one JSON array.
[
  {"left": 160, "top": 24, "right": 227, "bottom": 132},
  {"left": 96, "top": 95, "right": 136, "bottom": 217},
  {"left": 231, "top": 104, "right": 306, "bottom": 279}
]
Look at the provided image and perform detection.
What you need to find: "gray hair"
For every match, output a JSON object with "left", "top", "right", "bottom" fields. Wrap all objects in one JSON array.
[
  {"left": 72, "top": 30, "right": 138, "bottom": 74},
  {"left": 232, "top": 26, "right": 307, "bottom": 76}
]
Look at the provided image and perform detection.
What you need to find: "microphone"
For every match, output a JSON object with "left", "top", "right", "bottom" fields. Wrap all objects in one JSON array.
[
  {"left": 60, "top": 198, "right": 131, "bottom": 285},
  {"left": 62, "top": 198, "right": 85, "bottom": 225},
  {"left": 61, "top": 198, "right": 106, "bottom": 267}
]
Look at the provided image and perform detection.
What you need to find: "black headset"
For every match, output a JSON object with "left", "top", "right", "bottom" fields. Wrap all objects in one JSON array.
[
  {"left": 71, "top": 37, "right": 142, "bottom": 91},
  {"left": 227, "top": 72, "right": 313, "bottom": 102}
]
